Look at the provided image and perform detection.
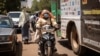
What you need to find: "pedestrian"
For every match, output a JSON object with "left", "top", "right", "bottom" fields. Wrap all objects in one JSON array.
[
  {"left": 30, "top": 11, "right": 41, "bottom": 32},
  {"left": 30, "top": 14, "right": 36, "bottom": 32},
  {"left": 18, "top": 7, "right": 30, "bottom": 44}
]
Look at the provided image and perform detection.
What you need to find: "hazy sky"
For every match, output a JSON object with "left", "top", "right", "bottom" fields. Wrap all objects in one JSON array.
[{"left": 27, "top": 0, "right": 33, "bottom": 8}]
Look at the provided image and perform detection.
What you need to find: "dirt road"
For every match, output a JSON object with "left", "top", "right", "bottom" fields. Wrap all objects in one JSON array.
[
  {"left": 16, "top": 33, "right": 76, "bottom": 56},
  {"left": 0, "top": 33, "right": 100, "bottom": 56}
]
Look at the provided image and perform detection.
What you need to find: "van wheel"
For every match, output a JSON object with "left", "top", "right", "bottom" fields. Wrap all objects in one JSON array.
[{"left": 70, "top": 25, "right": 85, "bottom": 55}]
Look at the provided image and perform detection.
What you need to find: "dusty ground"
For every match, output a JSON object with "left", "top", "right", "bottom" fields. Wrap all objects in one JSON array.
[
  {"left": 0, "top": 32, "right": 100, "bottom": 56},
  {"left": 16, "top": 32, "right": 76, "bottom": 56}
]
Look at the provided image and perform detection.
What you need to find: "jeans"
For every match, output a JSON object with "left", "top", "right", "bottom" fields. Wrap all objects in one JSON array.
[{"left": 21, "top": 22, "right": 29, "bottom": 41}]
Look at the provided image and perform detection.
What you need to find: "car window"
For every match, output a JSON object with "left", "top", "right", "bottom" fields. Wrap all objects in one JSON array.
[
  {"left": 8, "top": 13, "right": 20, "bottom": 18},
  {"left": 0, "top": 17, "right": 13, "bottom": 28}
]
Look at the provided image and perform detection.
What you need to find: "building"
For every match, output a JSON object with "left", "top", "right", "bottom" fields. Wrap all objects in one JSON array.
[
  {"left": 27, "top": 0, "right": 33, "bottom": 8},
  {"left": 21, "top": 0, "right": 27, "bottom": 8},
  {"left": 21, "top": 0, "right": 33, "bottom": 8}
]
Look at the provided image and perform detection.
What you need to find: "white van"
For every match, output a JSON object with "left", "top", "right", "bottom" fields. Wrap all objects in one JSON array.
[{"left": 7, "top": 11, "right": 21, "bottom": 29}]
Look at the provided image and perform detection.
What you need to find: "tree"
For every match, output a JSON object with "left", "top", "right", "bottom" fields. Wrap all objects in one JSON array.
[
  {"left": 0, "top": 0, "right": 20, "bottom": 14},
  {"left": 5, "top": 0, "right": 20, "bottom": 12},
  {"left": 31, "top": 0, "right": 39, "bottom": 13},
  {"left": 0, "top": 0, "right": 5, "bottom": 14},
  {"left": 31, "top": 0, "right": 51, "bottom": 13},
  {"left": 39, "top": 0, "right": 51, "bottom": 11}
]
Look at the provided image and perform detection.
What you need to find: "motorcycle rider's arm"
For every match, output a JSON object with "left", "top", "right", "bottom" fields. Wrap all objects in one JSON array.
[
  {"left": 36, "top": 18, "right": 42, "bottom": 29},
  {"left": 33, "top": 18, "right": 42, "bottom": 42},
  {"left": 51, "top": 18, "right": 59, "bottom": 31}
]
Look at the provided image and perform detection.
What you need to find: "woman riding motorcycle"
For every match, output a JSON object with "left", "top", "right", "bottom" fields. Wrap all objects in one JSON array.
[
  {"left": 34, "top": 9, "right": 58, "bottom": 42},
  {"left": 34, "top": 9, "right": 58, "bottom": 52}
]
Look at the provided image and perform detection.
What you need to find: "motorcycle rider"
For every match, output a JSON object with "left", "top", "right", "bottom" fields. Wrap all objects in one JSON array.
[{"left": 34, "top": 9, "right": 58, "bottom": 53}]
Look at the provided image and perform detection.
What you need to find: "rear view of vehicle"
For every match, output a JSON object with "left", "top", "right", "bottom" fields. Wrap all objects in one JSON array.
[
  {"left": 0, "top": 15, "right": 17, "bottom": 55},
  {"left": 7, "top": 11, "right": 21, "bottom": 29}
]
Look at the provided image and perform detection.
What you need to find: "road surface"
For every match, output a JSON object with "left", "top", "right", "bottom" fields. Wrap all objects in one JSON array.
[{"left": 0, "top": 32, "right": 100, "bottom": 56}]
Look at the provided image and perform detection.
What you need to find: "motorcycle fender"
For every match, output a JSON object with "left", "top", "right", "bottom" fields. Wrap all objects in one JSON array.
[{"left": 46, "top": 41, "right": 52, "bottom": 47}]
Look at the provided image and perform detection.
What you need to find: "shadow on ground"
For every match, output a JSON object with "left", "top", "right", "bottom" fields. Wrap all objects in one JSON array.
[
  {"left": 0, "top": 41, "right": 23, "bottom": 56},
  {"left": 16, "top": 41, "right": 23, "bottom": 56},
  {"left": 80, "top": 48, "right": 100, "bottom": 56},
  {"left": 23, "top": 41, "right": 36, "bottom": 45},
  {"left": 58, "top": 39, "right": 100, "bottom": 56},
  {"left": 58, "top": 39, "right": 72, "bottom": 50},
  {"left": 54, "top": 53, "right": 68, "bottom": 56}
]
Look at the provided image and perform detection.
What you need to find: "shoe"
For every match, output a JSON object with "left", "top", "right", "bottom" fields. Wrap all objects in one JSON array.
[
  {"left": 38, "top": 48, "right": 41, "bottom": 55},
  {"left": 54, "top": 47, "right": 57, "bottom": 52},
  {"left": 24, "top": 39, "right": 28, "bottom": 44}
]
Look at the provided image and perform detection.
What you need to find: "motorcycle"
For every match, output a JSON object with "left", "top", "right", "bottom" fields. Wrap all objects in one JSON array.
[{"left": 39, "top": 25, "right": 56, "bottom": 56}]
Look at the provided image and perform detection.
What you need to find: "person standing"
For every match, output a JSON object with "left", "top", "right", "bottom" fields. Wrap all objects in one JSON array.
[
  {"left": 18, "top": 7, "right": 30, "bottom": 44},
  {"left": 30, "top": 14, "right": 37, "bottom": 32},
  {"left": 30, "top": 11, "right": 41, "bottom": 32}
]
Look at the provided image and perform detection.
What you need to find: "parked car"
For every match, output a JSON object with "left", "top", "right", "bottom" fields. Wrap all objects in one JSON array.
[
  {"left": 0, "top": 15, "right": 17, "bottom": 55},
  {"left": 7, "top": 11, "right": 21, "bottom": 29}
]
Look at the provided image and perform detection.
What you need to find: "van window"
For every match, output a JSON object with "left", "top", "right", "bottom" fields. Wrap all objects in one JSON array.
[
  {"left": 8, "top": 13, "right": 20, "bottom": 18},
  {"left": 0, "top": 17, "right": 13, "bottom": 28}
]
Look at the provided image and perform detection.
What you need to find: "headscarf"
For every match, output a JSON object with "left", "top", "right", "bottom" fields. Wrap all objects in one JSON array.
[{"left": 39, "top": 9, "right": 55, "bottom": 19}]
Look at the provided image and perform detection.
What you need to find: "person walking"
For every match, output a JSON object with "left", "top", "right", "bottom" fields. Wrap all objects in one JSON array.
[
  {"left": 30, "top": 11, "right": 41, "bottom": 32},
  {"left": 30, "top": 14, "right": 37, "bottom": 32},
  {"left": 18, "top": 7, "right": 30, "bottom": 44}
]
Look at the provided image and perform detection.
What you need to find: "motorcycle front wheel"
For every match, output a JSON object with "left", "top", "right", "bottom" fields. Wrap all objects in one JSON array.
[{"left": 45, "top": 46, "right": 53, "bottom": 56}]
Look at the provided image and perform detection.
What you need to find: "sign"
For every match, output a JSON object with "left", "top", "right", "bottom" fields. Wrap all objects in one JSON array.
[{"left": 60, "top": 0, "right": 80, "bottom": 18}]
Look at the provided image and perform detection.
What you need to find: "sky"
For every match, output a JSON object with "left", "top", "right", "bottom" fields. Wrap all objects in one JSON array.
[{"left": 27, "top": 0, "right": 33, "bottom": 8}]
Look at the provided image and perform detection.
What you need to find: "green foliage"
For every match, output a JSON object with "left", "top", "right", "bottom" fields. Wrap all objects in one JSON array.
[
  {"left": 31, "top": 0, "right": 39, "bottom": 13},
  {"left": 31, "top": 0, "right": 51, "bottom": 13},
  {"left": 0, "top": 0, "right": 20, "bottom": 14},
  {"left": 0, "top": 0, "right": 5, "bottom": 14},
  {"left": 5, "top": 0, "right": 20, "bottom": 11}
]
